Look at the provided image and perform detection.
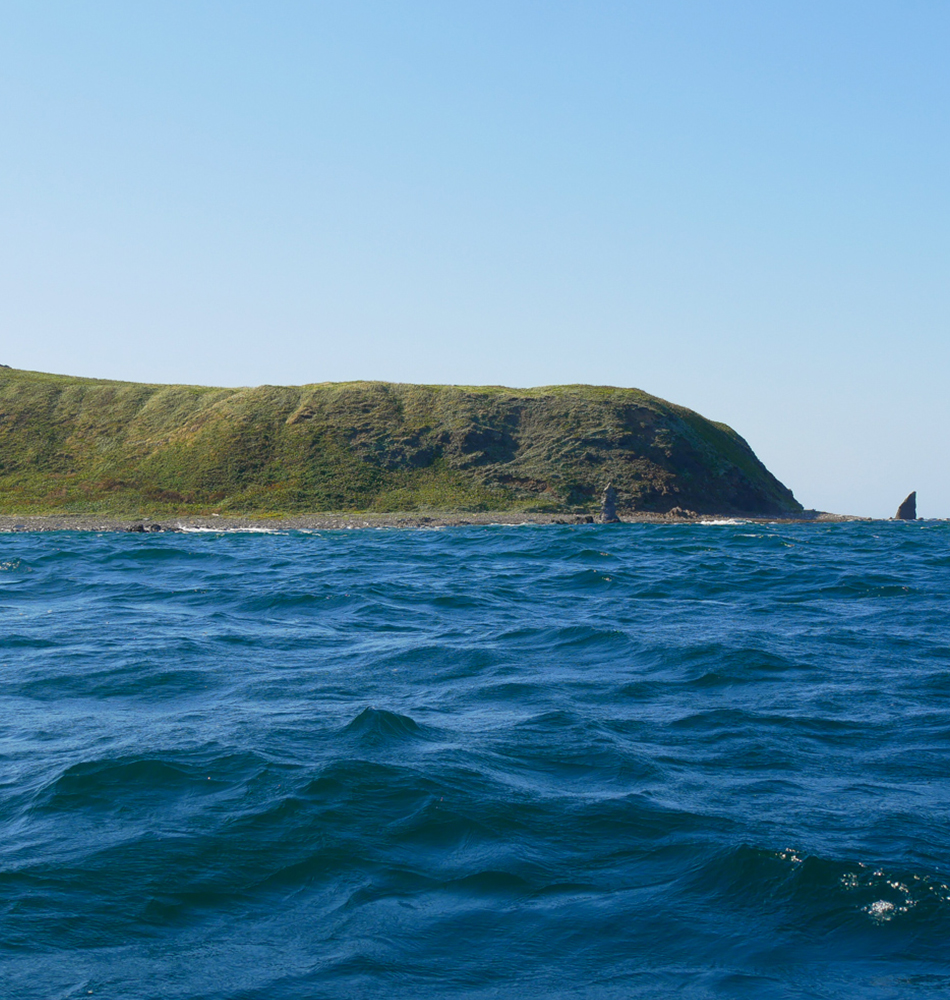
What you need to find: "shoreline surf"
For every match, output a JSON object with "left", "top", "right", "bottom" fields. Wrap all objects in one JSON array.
[{"left": 0, "top": 510, "right": 870, "bottom": 532}]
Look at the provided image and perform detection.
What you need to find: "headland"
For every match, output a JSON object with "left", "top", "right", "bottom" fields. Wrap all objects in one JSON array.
[{"left": 0, "top": 366, "right": 805, "bottom": 521}]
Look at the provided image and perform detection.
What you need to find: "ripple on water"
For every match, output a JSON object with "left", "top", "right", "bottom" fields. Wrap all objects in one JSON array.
[{"left": 1, "top": 521, "right": 949, "bottom": 999}]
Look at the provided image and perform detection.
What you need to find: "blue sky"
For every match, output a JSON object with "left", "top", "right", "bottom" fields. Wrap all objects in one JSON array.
[{"left": 1, "top": 1, "right": 947, "bottom": 517}]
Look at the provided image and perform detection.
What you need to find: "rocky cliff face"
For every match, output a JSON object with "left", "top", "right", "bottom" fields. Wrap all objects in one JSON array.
[{"left": 0, "top": 368, "right": 801, "bottom": 515}]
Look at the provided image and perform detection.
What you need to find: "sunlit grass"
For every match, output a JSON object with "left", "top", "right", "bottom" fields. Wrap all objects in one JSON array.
[{"left": 0, "top": 368, "right": 801, "bottom": 517}]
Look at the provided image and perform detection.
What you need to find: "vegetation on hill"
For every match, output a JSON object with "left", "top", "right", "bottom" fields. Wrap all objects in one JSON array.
[{"left": 0, "top": 367, "right": 801, "bottom": 516}]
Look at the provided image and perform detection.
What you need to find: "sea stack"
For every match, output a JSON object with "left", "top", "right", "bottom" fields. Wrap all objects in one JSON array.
[
  {"left": 601, "top": 483, "right": 620, "bottom": 524},
  {"left": 895, "top": 492, "right": 917, "bottom": 520}
]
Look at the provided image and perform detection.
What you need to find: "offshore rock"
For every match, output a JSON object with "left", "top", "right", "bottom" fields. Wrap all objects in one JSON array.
[
  {"left": 895, "top": 492, "right": 917, "bottom": 520},
  {"left": 601, "top": 484, "right": 620, "bottom": 524}
]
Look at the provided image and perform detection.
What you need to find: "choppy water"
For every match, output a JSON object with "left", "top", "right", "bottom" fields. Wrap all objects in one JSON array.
[{"left": 2, "top": 522, "right": 949, "bottom": 999}]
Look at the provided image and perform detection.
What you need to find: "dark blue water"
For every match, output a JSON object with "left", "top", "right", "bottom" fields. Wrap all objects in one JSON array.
[{"left": 2, "top": 522, "right": 949, "bottom": 999}]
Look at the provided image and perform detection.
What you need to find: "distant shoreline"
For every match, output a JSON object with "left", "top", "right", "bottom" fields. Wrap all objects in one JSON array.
[
  {"left": 0, "top": 369, "right": 804, "bottom": 521},
  {"left": 0, "top": 511, "right": 869, "bottom": 533}
]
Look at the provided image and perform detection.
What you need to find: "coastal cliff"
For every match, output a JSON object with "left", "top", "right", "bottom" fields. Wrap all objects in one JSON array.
[{"left": 0, "top": 368, "right": 801, "bottom": 516}]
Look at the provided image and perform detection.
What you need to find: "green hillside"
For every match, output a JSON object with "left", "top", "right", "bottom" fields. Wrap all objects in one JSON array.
[{"left": 0, "top": 367, "right": 801, "bottom": 516}]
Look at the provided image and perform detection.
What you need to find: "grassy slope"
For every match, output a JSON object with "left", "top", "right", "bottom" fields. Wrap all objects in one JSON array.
[{"left": 0, "top": 367, "right": 801, "bottom": 516}]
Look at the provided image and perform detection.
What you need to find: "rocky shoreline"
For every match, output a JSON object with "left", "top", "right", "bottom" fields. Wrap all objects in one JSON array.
[{"left": 0, "top": 510, "right": 867, "bottom": 533}]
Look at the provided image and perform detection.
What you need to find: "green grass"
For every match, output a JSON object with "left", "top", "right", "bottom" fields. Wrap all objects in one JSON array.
[{"left": 0, "top": 367, "right": 802, "bottom": 516}]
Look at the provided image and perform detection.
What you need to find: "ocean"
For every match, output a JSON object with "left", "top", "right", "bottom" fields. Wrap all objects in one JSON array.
[{"left": 1, "top": 521, "right": 948, "bottom": 999}]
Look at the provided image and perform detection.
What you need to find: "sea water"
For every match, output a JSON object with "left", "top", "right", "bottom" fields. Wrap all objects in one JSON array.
[{"left": 1, "top": 522, "right": 949, "bottom": 999}]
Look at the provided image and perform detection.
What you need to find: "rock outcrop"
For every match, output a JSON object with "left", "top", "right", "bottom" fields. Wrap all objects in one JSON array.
[
  {"left": 600, "top": 484, "right": 620, "bottom": 523},
  {"left": 895, "top": 492, "right": 917, "bottom": 520}
]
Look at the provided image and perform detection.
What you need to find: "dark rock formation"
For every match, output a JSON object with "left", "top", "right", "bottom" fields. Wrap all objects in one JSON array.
[
  {"left": 601, "top": 484, "right": 620, "bottom": 523},
  {"left": 895, "top": 492, "right": 917, "bottom": 520},
  {"left": 667, "top": 506, "right": 697, "bottom": 519}
]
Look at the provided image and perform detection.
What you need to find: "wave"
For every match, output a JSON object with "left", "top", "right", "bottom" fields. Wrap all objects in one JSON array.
[
  {"left": 2, "top": 521, "right": 950, "bottom": 998},
  {"left": 341, "top": 707, "right": 424, "bottom": 741},
  {"left": 176, "top": 524, "right": 289, "bottom": 534}
]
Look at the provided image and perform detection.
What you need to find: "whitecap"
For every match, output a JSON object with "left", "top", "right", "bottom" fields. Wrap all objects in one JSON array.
[
  {"left": 864, "top": 899, "right": 897, "bottom": 922},
  {"left": 175, "top": 525, "right": 286, "bottom": 534}
]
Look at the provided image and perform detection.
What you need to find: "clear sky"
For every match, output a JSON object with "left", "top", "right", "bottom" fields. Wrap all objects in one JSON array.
[{"left": 2, "top": 1, "right": 947, "bottom": 517}]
